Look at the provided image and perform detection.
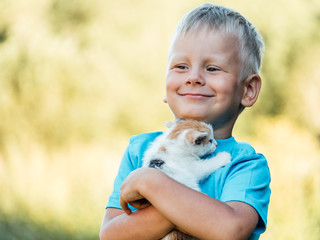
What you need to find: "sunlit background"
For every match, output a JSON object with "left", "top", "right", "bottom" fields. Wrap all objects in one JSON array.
[{"left": 0, "top": 0, "right": 319, "bottom": 239}]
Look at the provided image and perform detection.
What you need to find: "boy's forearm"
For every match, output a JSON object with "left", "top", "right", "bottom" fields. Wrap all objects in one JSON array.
[
  {"left": 100, "top": 206, "right": 174, "bottom": 240},
  {"left": 137, "top": 169, "right": 258, "bottom": 240}
]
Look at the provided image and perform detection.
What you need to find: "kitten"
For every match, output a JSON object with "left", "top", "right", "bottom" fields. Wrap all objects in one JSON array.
[{"left": 142, "top": 119, "right": 231, "bottom": 240}]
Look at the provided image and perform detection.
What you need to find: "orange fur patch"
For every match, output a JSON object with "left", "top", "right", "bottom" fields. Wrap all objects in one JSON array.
[
  {"left": 168, "top": 119, "right": 211, "bottom": 140},
  {"left": 159, "top": 146, "right": 167, "bottom": 152},
  {"left": 185, "top": 130, "right": 195, "bottom": 144}
]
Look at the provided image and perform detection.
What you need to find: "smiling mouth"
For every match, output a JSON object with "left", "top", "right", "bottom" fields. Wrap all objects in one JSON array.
[{"left": 179, "top": 93, "right": 214, "bottom": 98}]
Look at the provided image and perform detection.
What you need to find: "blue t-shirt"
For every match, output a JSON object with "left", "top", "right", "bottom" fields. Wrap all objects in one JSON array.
[{"left": 107, "top": 132, "right": 271, "bottom": 240}]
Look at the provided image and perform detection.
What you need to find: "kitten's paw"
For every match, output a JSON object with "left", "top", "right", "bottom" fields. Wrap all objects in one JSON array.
[{"left": 216, "top": 152, "right": 231, "bottom": 165}]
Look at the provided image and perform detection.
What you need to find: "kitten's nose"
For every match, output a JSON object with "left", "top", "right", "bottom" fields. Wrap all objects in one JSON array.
[{"left": 213, "top": 139, "right": 217, "bottom": 147}]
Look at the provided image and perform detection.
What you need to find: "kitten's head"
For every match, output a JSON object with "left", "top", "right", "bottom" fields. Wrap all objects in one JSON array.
[{"left": 164, "top": 119, "right": 217, "bottom": 156}]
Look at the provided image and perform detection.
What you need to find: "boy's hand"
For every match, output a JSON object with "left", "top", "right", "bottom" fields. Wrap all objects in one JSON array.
[
  {"left": 128, "top": 198, "right": 151, "bottom": 211},
  {"left": 120, "top": 168, "right": 158, "bottom": 215}
]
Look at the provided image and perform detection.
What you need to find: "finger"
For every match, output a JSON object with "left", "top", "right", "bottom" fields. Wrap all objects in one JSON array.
[
  {"left": 129, "top": 199, "right": 151, "bottom": 210},
  {"left": 120, "top": 199, "right": 132, "bottom": 215},
  {"left": 129, "top": 201, "right": 149, "bottom": 210}
]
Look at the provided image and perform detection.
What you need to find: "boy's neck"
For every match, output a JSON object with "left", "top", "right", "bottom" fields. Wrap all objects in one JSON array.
[
  {"left": 214, "top": 129, "right": 232, "bottom": 140},
  {"left": 212, "top": 122, "right": 235, "bottom": 139}
]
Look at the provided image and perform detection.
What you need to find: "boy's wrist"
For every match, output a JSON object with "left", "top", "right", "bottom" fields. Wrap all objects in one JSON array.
[{"left": 139, "top": 168, "right": 169, "bottom": 198}]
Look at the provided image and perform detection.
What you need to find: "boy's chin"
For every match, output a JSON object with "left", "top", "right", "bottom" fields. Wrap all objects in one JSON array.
[{"left": 175, "top": 114, "right": 211, "bottom": 123}]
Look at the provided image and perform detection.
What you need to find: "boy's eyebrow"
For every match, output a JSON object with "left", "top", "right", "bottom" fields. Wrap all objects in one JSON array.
[
  {"left": 167, "top": 52, "right": 188, "bottom": 64},
  {"left": 169, "top": 52, "right": 230, "bottom": 66},
  {"left": 168, "top": 52, "right": 186, "bottom": 59}
]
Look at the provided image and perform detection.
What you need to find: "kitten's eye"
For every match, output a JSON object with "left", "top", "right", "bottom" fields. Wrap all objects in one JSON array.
[
  {"left": 195, "top": 135, "right": 206, "bottom": 145},
  {"left": 209, "top": 139, "right": 213, "bottom": 143}
]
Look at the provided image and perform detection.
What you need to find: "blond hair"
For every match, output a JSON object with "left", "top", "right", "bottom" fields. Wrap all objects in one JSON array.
[{"left": 172, "top": 3, "right": 265, "bottom": 80}]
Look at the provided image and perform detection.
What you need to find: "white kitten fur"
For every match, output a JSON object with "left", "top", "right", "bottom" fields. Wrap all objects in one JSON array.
[
  {"left": 142, "top": 119, "right": 231, "bottom": 240},
  {"left": 142, "top": 119, "right": 231, "bottom": 191}
]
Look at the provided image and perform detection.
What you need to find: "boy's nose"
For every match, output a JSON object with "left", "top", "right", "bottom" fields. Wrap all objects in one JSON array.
[{"left": 185, "top": 70, "right": 205, "bottom": 86}]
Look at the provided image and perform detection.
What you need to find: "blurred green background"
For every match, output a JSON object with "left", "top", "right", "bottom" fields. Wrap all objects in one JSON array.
[{"left": 0, "top": 0, "right": 319, "bottom": 239}]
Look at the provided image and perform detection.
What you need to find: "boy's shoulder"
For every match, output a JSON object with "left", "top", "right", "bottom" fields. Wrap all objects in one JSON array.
[
  {"left": 217, "top": 137, "right": 266, "bottom": 163},
  {"left": 230, "top": 139, "right": 268, "bottom": 170},
  {"left": 217, "top": 137, "right": 257, "bottom": 155},
  {"left": 232, "top": 140, "right": 257, "bottom": 155},
  {"left": 127, "top": 131, "right": 163, "bottom": 155},
  {"left": 124, "top": 132, "right": 163, "bottom": 165},
  {"left": 129, "top": 131, "right": 163, "bottom": 145}
]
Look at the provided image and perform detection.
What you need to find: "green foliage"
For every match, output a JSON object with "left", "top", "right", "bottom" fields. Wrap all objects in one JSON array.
[
  {"left": 0, "top": 211, "right": 97, "bottom": 240},
  {"left": 48, "top": 0, "right": 94, "bottom": 32},
  {"left": 0, "top": 27, "right": 8, "bottom": 44}
]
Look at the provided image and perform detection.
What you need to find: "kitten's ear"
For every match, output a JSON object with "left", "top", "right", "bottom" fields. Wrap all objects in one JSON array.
[
  {"left": 193, "top": 132, "right": 208, "bottom": 145},
  {"left": 163, "top": 121, "right": 175, "bottom": 129}
]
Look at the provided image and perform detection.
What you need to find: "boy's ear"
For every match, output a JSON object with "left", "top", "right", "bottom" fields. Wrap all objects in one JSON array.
[{"left": 241, "top": 74, "right": 261, "bottom": 107}]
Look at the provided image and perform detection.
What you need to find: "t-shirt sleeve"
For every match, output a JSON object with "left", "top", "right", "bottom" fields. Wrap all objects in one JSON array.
[
  {"left": 220, "top": 153, "right": 271, "bottom": 238},
  {"left": 106, "top": 137, "right": 139, "bottom": 210}
]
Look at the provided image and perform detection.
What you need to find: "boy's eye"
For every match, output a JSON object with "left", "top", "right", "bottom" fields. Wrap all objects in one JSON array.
[
  {"left": 207, "top": 66, "right": 219, "bottom": 72},
  {"left": 175, "top": 65, "right": 188, "bottom": 70}
]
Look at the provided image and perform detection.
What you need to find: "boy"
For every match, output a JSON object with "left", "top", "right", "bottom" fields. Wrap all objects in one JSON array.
[{"left": 100, "top": 3, "right": 271, "bottom": 240}]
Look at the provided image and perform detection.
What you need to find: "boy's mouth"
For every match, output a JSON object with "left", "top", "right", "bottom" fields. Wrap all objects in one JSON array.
[{"left": 179, "top": 93, "right": 214, "bottom": 99}]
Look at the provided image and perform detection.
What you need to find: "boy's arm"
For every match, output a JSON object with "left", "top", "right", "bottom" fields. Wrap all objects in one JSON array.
[
  {"left": 99, "top": 206, "right": 174, "bottom": 240},
  {"left": 120, "top": 167, "right": 259, "bottom": 240}
]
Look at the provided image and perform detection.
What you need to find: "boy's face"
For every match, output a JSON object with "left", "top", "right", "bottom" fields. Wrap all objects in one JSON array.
[{"left": 165, "top": 28, "right": 246, "bottom": 138}]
